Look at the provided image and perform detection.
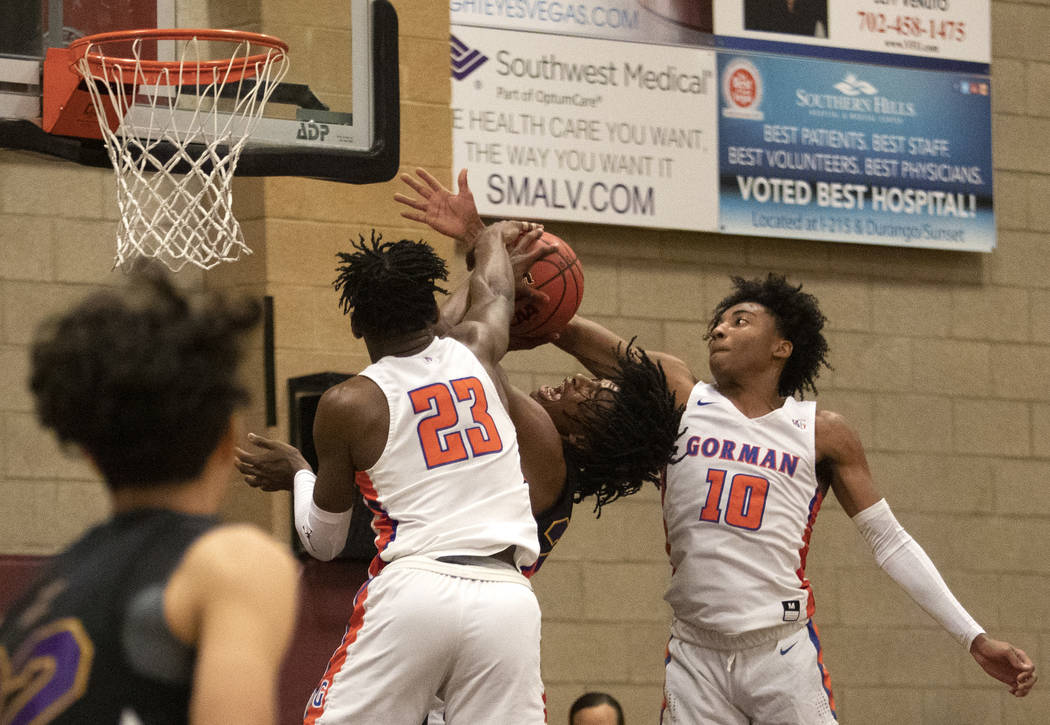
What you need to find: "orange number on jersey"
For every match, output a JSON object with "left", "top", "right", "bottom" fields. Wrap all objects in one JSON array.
[
  {"left": 410, "top": 377, "right": 503, "bottom": 469},
  {"left": 699, "top": 471, "right": 769, "bottom": 531},
  {"left": 724, "top": 474, "right": 768, "bottom": 531},
  {"left": 451, "top": 377, "right": 503, "bottom": 457},
  {"left": 699, "top": 469, "right": 726, "bottom": 522},
  {"left": 410, "top": 383, "right": 468, "bottom": 468}
]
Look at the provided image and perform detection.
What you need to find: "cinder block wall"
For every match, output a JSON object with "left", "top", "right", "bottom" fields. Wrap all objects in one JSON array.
[
  {"left": 512, "top": 4, "right": 1050, "bottom": 722},
  {"left": 1, "top": 2, "right": 1047, "bottom": 723}
]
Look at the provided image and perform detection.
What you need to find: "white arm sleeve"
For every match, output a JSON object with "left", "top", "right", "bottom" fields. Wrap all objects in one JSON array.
[
  {"left": 852, "top": 499, "right": 984, "bottom": 649},
  {"left": 292, "top": 469, "right": 352, "bottom": 562}
]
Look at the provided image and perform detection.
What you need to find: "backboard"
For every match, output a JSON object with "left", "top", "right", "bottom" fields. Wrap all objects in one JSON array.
[{"left": 0, "top": 0, "right": 399, "bottom": 184}]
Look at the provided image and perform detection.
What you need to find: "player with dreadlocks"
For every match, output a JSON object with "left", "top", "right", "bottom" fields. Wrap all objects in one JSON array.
[
  {"left": 395, "top": 167, "right": 684, "bottom": 527},
  {"left": 393, "top": 168, "right": 1037, "bottom": 722},
  {"left": 239, "top": 221, "right": 550, "bottom": 724},
  {"left": 507, "top": 336, "right": 684, "bottom": 587},
  {"left": 542, "top": 338, "right": 685, "bottom": 513},
  {"left": 391, "top": 169, "right": 685, "bottom": 725}
]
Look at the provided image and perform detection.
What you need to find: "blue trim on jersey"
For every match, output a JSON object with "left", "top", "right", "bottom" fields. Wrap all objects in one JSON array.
[{"left": 806, "top": 620, "right": 837, "bottom": 721}]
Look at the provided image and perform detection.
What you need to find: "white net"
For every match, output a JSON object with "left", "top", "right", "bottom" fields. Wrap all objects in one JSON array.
[{"left": 74, "top": 33, "right": 290, "bottom": 271}]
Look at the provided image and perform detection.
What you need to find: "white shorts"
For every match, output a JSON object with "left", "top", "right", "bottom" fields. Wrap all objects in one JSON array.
[
  {"left": 662, "top": 621, "right": 837, "bottom": 725},
  {"left": 304, "top": 556, "right": 544, "bottom": 725}
]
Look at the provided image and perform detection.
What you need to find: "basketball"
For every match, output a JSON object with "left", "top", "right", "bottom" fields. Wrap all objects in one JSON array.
[{"left": 509, "top": 231, "right": 584, "bottom": 340}]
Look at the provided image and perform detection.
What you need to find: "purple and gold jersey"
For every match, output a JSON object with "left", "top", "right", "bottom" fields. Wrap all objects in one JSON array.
[{"left": 0, "top": 510, "right": 218, "bottom": 724}]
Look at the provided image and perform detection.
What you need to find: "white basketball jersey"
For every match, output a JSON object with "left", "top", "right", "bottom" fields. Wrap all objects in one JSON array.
[
  {"left": 663, "top": 382, "right": 824, "bottom": 639},
  {"left": 357, "top": 336, "right": 539, "bottom": 573}
]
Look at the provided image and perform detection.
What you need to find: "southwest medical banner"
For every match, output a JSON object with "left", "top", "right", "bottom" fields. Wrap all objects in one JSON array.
[
  {"left": 450, "top": 25, "right": 720, "bottom": 231},
  {"left": 450, "top": 1, "right": 993, "bottom": 252}
]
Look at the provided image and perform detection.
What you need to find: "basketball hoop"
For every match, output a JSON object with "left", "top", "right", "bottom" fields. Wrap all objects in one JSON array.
[{"left": 67, "top": 29, "right": 290, "bottom": 271}]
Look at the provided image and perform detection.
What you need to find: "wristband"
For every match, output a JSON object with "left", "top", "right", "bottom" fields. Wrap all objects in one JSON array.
[{"left": 292, "top": 469, "right": 352, "bottom": 561}]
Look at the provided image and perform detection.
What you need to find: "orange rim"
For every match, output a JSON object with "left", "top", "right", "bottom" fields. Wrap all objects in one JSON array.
[{"left": 69, "top": 28, "right": 288, "bottom": 83}]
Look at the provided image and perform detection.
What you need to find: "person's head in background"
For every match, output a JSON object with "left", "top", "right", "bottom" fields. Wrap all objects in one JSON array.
[{"left": 569, "top": 692, "right": 624, "bottom": 725}]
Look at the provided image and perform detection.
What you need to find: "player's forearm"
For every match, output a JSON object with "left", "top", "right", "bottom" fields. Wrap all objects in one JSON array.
[
  {"left": 292, "top": 470, "right": 352, "bottom": 561},
  {"left": 554, "top": 316, "right": 626, "bottom": 378},
  {"left": 438, "top": 281, "right": 470, "bottom": 334},
  {"left": 853, "top": 499, "right": 984, "bottom": 648},
  {"left": 469, "top": 224, "right": 515, "bottom": 306},
  {"left": 461, "top": 215, "right": 486, "bottom": 247}
]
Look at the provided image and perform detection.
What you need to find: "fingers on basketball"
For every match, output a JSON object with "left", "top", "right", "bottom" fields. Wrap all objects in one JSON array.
[{"left": 509, "top": 232, "right": 584, "bottom": 342}]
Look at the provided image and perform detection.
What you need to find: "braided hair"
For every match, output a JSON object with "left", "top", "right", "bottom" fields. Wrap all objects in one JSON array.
[
  {"left": 30, "top": 265, "right": 260, "bottom": 489},
  {"left": 566, "top": 340, "right": 685, "bottom": 515},
  {"left": 333, "top": 230, "right": 449, "bottom": 339},
  {"left": 707, "top": 273, "right": 830, "bottom": 398}
]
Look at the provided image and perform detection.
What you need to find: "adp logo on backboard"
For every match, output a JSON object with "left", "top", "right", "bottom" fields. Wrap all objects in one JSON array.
[
  {"left": 451, "top": 35, "right": 489, "bottom": 80},
  {"left": 297, "top": 122, "right": 329, "bottom": 142}
]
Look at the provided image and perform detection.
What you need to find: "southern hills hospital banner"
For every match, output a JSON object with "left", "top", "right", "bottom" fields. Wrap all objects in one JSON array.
[
  {"left": 718, "top": 54, "right": 993, "bottom": 251},
  {"left": 450, "top": 1, "right": 994, "bottom": 252}
]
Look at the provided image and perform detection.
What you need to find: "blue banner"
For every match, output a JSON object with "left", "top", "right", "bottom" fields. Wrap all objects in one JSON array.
[{"left": 717, "top": 52, "right": 993, "bottom": 251}]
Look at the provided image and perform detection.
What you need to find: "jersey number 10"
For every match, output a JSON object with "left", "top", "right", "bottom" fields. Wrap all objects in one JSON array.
[{"left": 699, "top": 469, "right": 770, "bottom": 530}]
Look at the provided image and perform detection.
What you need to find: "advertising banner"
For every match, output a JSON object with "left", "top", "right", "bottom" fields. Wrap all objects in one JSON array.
[
  {"left": 450, "top": 1, "right": 714, "bottom": 46},
  {"left": 449, "top": 2, "right": 989, "bottom": 65},
  {"left": 451, "top": 25, "right": 720, "bottom": 231},
  {"left": 717, "top": 52, "right": 994, "bottom": 251},
  {"left": 713, "top": 0, "right": 990, "bottom": 65},
  {"left": 450, "top": 2, "right": 994, "bottom": 251}
]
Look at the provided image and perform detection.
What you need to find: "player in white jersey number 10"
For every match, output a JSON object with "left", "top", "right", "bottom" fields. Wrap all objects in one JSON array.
[
  {"left": 392, "top": 165, "right": 1037, "bottom": 722},
  {"left": 552, "top": 273, "right": 1036, "bottom": 723}
]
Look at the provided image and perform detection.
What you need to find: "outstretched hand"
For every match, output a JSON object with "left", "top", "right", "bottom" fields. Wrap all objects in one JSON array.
[
  {"left": 235, "top": 433, "right": 312, "bottom": 493},
  {"left": 970, "top": 634, "right": 1037, "bottom": 697},
  {"left": 394, "top": 168, "right": 484, "bottom": 250}
]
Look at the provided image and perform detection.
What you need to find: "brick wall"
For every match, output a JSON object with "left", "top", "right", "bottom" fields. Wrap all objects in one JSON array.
[{"left": 1, "top": 1, "right": 1047, "bottom": 723}]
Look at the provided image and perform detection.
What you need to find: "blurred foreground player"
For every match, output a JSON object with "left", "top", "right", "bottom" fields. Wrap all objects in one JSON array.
[{"left": 0, "top": 269, "right": 299, "bottom": 724}]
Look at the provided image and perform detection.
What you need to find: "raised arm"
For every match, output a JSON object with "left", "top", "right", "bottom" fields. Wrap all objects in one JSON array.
[
  {"left": 818, "top": 409, "right": 1037, "bottom": 697},
  {"left": 395, "top": 167, "right": 485, "bottom": 247},
  {"left": 449, "top": 221, "right": 542, "bottom": 367},
  {"left": 555, "top": 316, "right": 697, "bottom": 404}
]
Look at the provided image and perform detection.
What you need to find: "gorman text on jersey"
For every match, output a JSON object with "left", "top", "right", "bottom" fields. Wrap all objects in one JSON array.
[{"left": 683, "top": 436, "right": 800, "bottom": 478}]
